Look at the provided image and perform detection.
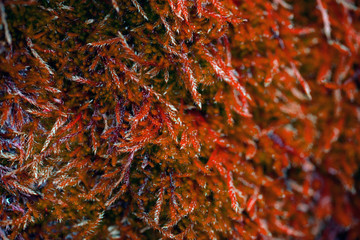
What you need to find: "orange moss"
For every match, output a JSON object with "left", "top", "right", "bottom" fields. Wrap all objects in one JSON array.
[{"left": 1, "top": 0, "right": 360, "bottom": 239}]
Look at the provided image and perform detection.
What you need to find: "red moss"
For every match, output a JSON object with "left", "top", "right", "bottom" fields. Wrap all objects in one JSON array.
[{"left": 1, "top": 0, "right": 360, "bottom": 239}]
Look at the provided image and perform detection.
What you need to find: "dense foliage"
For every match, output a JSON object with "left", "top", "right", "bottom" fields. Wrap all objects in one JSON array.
[{"left": 1, "top": 0, "right": 360, "bottom": 239}]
